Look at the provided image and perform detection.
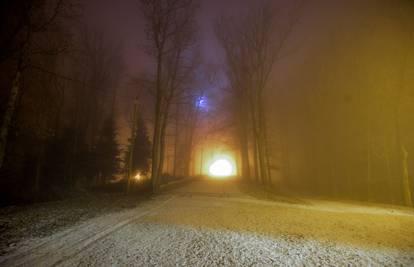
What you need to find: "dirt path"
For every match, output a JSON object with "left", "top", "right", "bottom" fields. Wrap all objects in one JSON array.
[{"left": 1, "top": 178, "right": 414, "bottom": 266}]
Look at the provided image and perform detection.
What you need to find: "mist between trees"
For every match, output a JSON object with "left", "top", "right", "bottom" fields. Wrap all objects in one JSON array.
[{"left": 1, "top": 0, "right": 414, "bottom": 207}]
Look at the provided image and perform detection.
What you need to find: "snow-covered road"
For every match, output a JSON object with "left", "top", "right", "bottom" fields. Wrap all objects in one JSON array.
[{"left": 1, "top": 178, "right": 414, "bottom": 266}]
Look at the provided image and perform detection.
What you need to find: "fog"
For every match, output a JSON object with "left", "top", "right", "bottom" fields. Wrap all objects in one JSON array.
[
  {"left": 1, "top": 0, "right": 414, "bottom": 205},
  {"left": 261, "top": 0, "right": 414, "bottom": 205},
  {"left": 1, "top": 0, "right": 414, "bottom": 265},
  {"left": 188, "top": 0, "right": 414, "bottom": 206}
]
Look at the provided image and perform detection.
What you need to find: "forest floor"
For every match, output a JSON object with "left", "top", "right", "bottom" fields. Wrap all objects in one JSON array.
[{"left": 0, "top": 177, "right": 414, "bottom": 266}]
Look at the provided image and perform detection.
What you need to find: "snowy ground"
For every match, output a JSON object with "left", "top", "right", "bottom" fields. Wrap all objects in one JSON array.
[
  {"left": 0, "top": 192, "right": 150, "bottom": 256},
  {"left": 1, "top": 177, "right": 414, "bottom": 266}
]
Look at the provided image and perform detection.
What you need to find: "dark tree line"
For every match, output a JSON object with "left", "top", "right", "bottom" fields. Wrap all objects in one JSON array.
[
  {"left": 216, "top": 0, "right": 414, "bottom": 206},
  {"left": 0, "top": 0, "right": 199, "bottom": 204},
  {"left": 124, "top": 109, "right": 151, "bottom": 188},
  {"left": 270, "top": 0, "right": 414, "bottom": 206},
  {"left": 216, "top": 1, "right": 301, "bottom": 185},
  {"left": 0, "top": 0, "right": 140, "bottom": 204}
]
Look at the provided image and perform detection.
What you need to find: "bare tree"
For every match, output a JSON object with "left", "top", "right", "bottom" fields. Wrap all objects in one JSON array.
[
  {"left": 216, "top": 1, "right": 301, "bottom": 184},
  {"left": 393, "top": 22, "right": 413, "bottom": 207},
  {"left": 139, "top": 0, "right": 198, "bottom": 191},
  {"left": 0, "top": 0, "right": 76, "bottom": 169}
]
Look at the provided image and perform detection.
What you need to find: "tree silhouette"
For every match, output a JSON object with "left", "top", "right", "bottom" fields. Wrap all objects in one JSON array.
[
  {"left": 124, "top": 116, "right": 151, "bottom": 176},
  {"left": 95, "top": 114, "right": 120, "bottom": 184}
]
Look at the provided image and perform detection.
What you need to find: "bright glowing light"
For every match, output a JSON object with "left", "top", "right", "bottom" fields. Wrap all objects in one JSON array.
[
  {"left": 134, "top": 172, "right": 142, "bottom": 181},
  {"left": 208, "top": 158, "right": 234, "bottom": 177}
]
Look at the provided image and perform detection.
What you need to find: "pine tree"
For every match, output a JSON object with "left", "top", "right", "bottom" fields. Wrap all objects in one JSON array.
[
  {"left": 95, "top": 114, "right": 120, "bottom": 183},
  {"left": 125, "top": 116, "right": 151, "bottom": 176}
]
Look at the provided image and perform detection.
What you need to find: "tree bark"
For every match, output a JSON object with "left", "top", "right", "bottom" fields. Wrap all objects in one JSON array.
[
  {"left": 0, "top": 62, "right": 22, "bottom": 169},
  {"left": 34, "top": 140, "right": 46, "bottom": 201},
  {"left": 173, "top": 104, "right": 180, "bottom": 176},
  {"left": 236, "top": 95, "right": 250, "bottom": 179},
  {"left": 393, "top": 28, "right": 413, "bottom": 206},
  {"left": 151, "top": 50, "right": 164, "bottom": 192},
  {"left": 401, "top": 145, "right": 412, "bottom": 206},
  {"left": 157, "top": 110, "right": 169, "bottom": 180},
  {"left": 126, "top": 100, "right": 138, "bottom": 194},
  {"left": 238, "top": 119, "right": 250, "bottom": 180}
]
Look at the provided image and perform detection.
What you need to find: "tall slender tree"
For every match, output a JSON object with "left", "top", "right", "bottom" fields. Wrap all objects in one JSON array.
[
  {"left": 216, "top": 1, "right": 301, "bottom": 183},
  {"left": 139, "top": 0, "right": 198, "bottom": 191}
]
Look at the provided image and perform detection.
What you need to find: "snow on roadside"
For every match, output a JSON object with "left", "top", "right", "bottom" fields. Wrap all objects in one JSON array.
[
  {"left": 2, "top": 178, "right": 414, "bottom": 266},
  {"left": 0, "top": 193, "right": 149, "bottom": 256},
  {"left": 64, "top": 222, "right": 414, "bottom": 266}
]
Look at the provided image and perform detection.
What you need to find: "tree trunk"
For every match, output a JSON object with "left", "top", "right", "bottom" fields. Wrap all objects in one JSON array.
[
  {"left": 264, "top": 137, "right": 272, "bottom": 185},
  {"left": 151, "top": 51, "right": 164, "bottom": 192},
  {"left": 257, "top": 93, "right": 268, "bottom": 185},
  {"left": 239, "top": 126, "right": 250, "bottom": 180},
  {"left": 126, "top": 100, "right": 138, "bottom": 194},
  {"left": 0, "top": 65, "right": 22, "bottom": 169},
  {"left": 385, "top": 144, "right": 395, "bottom": 204},
  {"left": 173, "top": 104, "right": 179, "bottom": 176},
  {"left": 252, "top": 135, "right": 260, "bottom": 182},
  {"left": 393, "top": 29, "right": 413, "bottom": 206},
  {"left": 238, "top": 105, "right": 250, "bottom": 180},
  {"left": 257, "top": 136, "right": 267, "bottom": 185},
  {"left": 280, "top": 127, "right": 291, "bottom": 187},
  {"left": 394, "top": 103, "right": 412, "bottom": 206},
  {"left": 401, "top": 145, "right": 412, "bottom": 206},
  {"left": 253, "top": 102, "right": 267, "bottom": 184},
  {"left": 34, "top": 140, "right": 46, "bottom": 201},
  {"left": 248, "top": 91, "right": 261, "bottom": 182},
  {"left": 183, "top": 107, "right": 197, "bottom": 177},
  {"left": 366, "top": 126, "right": 372, "bottom": 201},
  {"left": 158, "top": 111, "right": 169, "bottom": 181}
]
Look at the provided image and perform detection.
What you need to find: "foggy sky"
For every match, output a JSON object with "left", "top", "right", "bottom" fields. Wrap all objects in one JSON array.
[
  {"left": 82, "top": 0, "right": 257, "bottom": 146},
  {"left": 83, "top": 0, "right": 248, "bottom": 77},
  {"left": 80, "top": 0, "right": 340, "bottom": 147},
  {"left": 81, "top": 0, "right": 414, "bottom": 151}
]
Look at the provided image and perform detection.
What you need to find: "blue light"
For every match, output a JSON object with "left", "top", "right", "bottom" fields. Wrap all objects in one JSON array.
[{"left": 196, "top": 96, "right": 208, "bottom": 110}]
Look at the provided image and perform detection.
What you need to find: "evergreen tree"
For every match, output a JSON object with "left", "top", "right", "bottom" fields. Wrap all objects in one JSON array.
[
  {"left": 95, "top": 114, "right": 120, "bottom": 183},
  {"left": 125, "top": 116, "right": 151, "bottom": 175}
]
